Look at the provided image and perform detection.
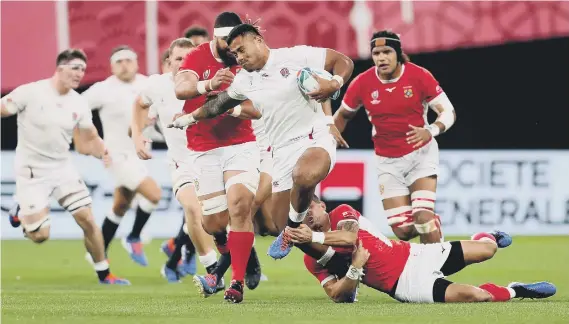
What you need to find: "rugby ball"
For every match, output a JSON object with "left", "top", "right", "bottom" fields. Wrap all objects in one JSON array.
[{"left": 296, "top": 67, "right": 340, "bottom": 100}]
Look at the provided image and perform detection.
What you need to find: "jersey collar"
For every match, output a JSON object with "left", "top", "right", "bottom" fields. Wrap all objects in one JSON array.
[
  {"left": 375, "top": 63, "right": 405, "bottom": 84},
  {"left": 260, "top": 49, "right": 274, "bottom": 71}
]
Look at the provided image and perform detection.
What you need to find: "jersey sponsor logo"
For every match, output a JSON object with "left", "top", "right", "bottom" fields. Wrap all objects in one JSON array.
[
  {"left": 280, "top": 68, "right": 290, "bottom": 78},
  {"left": 370, "top": 90, "right": 380, "bottom": 104},
  {"left": 403, "top": 87, "right": 414, "bottom": 98},
  {"left": 386, "top": 87, "right": 396, "bottom": 93},
  {"left": 203, "top": 69, "right": 211, "bottom": 79},
  {"left": 342, "top": 210, "right": 357, "bottom": 219},
  {"left": 272, "top": 180, "right": 279, "bottom": 188}
]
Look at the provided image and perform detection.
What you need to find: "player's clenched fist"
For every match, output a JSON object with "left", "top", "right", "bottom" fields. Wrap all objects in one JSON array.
[
  {"left": 351, "top": 241, "right": 370, "bottom": 269},
  {"left": 210, "top": 68, "right": 235, "bottom": 90}
]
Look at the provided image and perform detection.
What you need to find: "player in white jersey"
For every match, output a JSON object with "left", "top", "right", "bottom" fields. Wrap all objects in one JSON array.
[
  {"left": 170, "top": 24, "right": 353, "bottom": 260},
  {"left": 0, "top": 49, "right": 129, "bottom": 285},
  {"left": 82, "top": 46, "right": 161, "bottom": 266},
  {"left": 131, "top": 38, "right": 225, "bottom": 287}
]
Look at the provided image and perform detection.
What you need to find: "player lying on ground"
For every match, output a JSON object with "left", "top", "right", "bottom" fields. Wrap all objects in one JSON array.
[
  {"left": 286, "top": 197, "right": 556, "bottom": 303},
  {"left": 1, "top": 49, "right": 129, "bottom": 285}
]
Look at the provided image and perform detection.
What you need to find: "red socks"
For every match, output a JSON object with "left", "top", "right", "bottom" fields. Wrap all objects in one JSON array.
[
  {"left": 479, "top": 283, "right": 512, "bottom": 302},
  {"left": 228, "top": 231, "right": 254, "bottom": 282}
]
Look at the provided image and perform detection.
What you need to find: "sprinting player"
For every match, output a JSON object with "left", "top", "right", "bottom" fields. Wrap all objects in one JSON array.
[
  {"left": 82, "top": 46, "right": 161, "bottom": 266},
  {"left": 288, "top": 197, "right": 556, "bottom": 303},
  {"left": 0, "top": 49, "right": 129, "bottom": 285},
  {"left": 132, "top": 38, "right": 230, "bottom": 287},
  {"left": 172, "top": 13, "right": 263, "bottom": 303},
  {"left": 183, "top": 25, "right": 210, "bottom": 45},
  {"left": 170, "top": 23, "right": 353, "bottom": 261},
  {"left": 335, "top": 30, "right": 456, "bottom": 244}
]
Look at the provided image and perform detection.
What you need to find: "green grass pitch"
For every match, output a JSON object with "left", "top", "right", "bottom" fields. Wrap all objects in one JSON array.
[{"left": 2, "top": 236, "right": 568, "bottom": 324}]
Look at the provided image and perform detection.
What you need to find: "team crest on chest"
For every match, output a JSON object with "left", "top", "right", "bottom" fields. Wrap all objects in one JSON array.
[
  {"left": 403, "top": 87, "right": 414, "bottom": 98},
  {"left": 280, "top": 68, "right": 290, "bottom": 78},
  {"left": 203, "top": 69, "right": 211, "bottom": 79},
  {"left": 370, "top": 90, "right": 380, "bottom": 104}
]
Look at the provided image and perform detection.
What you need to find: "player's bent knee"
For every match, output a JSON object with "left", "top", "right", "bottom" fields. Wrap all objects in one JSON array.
[
  {"left": 23, "top": 215, "right": 52, "bottom": 243},
  {"left": 29, "top": 230, "right": 50, "bottom": 243}
]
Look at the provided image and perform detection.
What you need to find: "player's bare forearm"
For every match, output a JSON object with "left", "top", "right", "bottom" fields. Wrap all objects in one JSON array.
[
  {"left": 334, "top": 107, "right": 356, "bottom": 133},
  {"left": 196, "top": 91, "right": 244, "bottom": 120},
  {"left": 74, "top": 126, "right": 105, "bottom": 158},
  {"left": 297, "top": 242, "right": 329, "bottom": 260},
  {"left": 233, "top": 100, "right": 262, "bottom": 120},
  {"left": 322, "top": 99, "right": 333, "bottom": 116},
  {"left": 174, "top": 71, "right": 200, "bottom": 100},
  {"left": 324, "top": 49, "right": 354, "bottom": 85},
  {"left": 323, "top": 231, "right": 357, "bottom": 247},
  {"left": 323, "top": 277, "right": 359, "bottom": 303},
  {"left": 131, "top": 97, "right": 150, "bottom": 137}
]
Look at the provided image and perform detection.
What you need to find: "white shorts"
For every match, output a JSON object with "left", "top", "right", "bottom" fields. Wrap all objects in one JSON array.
[
  {"left": 193, "top": 141, "right": 260, "bottom": 197},
  {"left": 15, "top": 162, "right": 92, "bottom": 216},
  {"left": 376, "top": 139, "right": 439, "bottom": 199},
  {"left": 271, "top": 126, "right": 337, "bottom": 193},
  {"left": 393, "top": 241, "right": 452, "bottom": 303},
  {"left": 108, "top": 153, "right": 149, "bottom": 191},
  {"left": 259, "top": 146, "right": 273, "bottom": 176},
  {"left": 169, "top": 157, "right": 199, "bottom": 196}
]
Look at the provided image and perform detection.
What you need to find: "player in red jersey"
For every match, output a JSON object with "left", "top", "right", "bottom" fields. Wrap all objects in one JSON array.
[
  {"left": 335, "top": 30, "right": 456, "bottom": 244},
  {"left": 287, "top": 196, "right": 556, "bottom": 303},
  {"left": 173, "top": 12, "right": 261, "bottom": 303}
]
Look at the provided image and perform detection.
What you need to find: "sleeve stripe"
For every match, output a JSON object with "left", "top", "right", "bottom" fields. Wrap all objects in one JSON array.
[
  {"left": 426, "top": 91, "right": 446, "bottom": 104},
  {"left": 176, "top": 69, "right": 199, "bottom": 79},
  {"left": 321, "top": 275, "right": 337, "bottom": 286},
  {"left": 341, "top": 101, "right": 360, "bottom": 112}
]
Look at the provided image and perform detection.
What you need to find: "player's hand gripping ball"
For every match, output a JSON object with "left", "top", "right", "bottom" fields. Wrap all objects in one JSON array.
[{"left": 297, "top": 67, "right": 340, "bottom": 101}]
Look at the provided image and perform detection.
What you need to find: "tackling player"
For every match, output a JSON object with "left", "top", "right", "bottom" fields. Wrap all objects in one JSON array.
[
  {"left": 169, "top": 24, "right": 354, "bottom": 262},
  {"left": 82, "top": 46, "right": 162, "bottom": 266},
  {"left": 290, "top": 197, "right": 556, "bottom": 303},
  {"left": 1, "top": 49, "right": 129, "bottom": 285},
  {"left": 335, "top": 30, "right": 455, "bottom": 243},
  {"left": 172, "top": 13, "right": 262, "bottom": 303}
]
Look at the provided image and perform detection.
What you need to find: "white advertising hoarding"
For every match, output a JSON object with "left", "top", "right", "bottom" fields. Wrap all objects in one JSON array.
[{"left": 1, "top": 150, "right": 568, "bottom": 239}]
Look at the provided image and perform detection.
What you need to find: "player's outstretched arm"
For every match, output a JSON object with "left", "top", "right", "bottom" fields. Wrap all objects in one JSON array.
[
  {"left": 287, "top": 224, "right": 357, "bottom": 247},
  {"left": 227, "top": 100, "right": 262, "bottom": 120},
  {"left": 195, "top": 91, "right": 245, "bottom": 120}
]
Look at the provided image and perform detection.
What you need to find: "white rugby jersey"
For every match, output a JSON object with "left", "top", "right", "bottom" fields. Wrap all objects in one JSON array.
[
  {"left": 227, "top": 46, "right": 328, "bottom": 148},
  {"left": 1, "top": 79, "right": 93, "bottom": 169},
  {"left": 140, "top": 73, "right": 188, "bottom": 163},
  {"left": 251, "top": 118, "right": 269, "bottom": 151},
  {"left": 82, "top": 74, "right": 147, "bottom": 156}
]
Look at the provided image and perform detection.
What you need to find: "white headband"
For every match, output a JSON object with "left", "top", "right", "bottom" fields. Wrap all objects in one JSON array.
[
  {"left": 110, "top": 49, "right": 138, "bottom": 63},
  {"left": 213, "top": 26, "right": 235, "bottom": 37}
]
